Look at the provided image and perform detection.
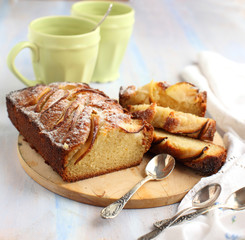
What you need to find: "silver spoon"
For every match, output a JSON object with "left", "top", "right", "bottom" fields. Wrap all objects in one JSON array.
[
  {"left": 155, "top": 183, "right": 221, "bottom": 228},
  {"left": 160, "top": 186, "right": 245, "bottom": 228},
  {"left": 92, "top": 3, "right": 113, "bottom": 31},
  {"left": 218, "top": 186, "right": 245, "bottom": 210},
  {"left": 140, "top": 186, "right": 245, "bottom": 240},
  {"left": 138, "top": 183, "right": 221, "bottom": 240},
  {"left": 100, "top": 154, "right": 175, "bottom": 219}
]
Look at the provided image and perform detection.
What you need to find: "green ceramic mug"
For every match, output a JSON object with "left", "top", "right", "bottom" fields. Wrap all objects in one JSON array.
[
  {"left": 71, "top": 1, "right": 134, "bottom": 83},
  {"left": 7, "top": 16, "right": 100, "bottom": 86}
]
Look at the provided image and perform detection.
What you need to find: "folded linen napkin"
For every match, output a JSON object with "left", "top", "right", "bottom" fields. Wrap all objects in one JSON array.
[
  {"left": 161, "top": 51, "right": 245, "bottom": 240},
  {"left": 181, "top": 51, "right": 245, "bottom": 139}
]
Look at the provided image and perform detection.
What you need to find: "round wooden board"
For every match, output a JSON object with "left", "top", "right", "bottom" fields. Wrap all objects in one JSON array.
[{"left": 17, "top": 133, "right": 224, "bottom": 209}]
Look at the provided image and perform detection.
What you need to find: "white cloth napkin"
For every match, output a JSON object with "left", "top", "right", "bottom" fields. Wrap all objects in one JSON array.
[
  {"left": 181, "top": 51, "right": 245, "bottom": 138},
  {"left": 162, "top": 51, "right": 245, "bottom": 240}
]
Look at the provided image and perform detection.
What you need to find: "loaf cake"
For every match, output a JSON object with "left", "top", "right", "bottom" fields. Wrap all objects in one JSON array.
[
  {"left": 128, "top": 103, "right": 216, "bottom": 141},
  {"left": 6, "top": 82, "right": 153, "bottom": 182},
  {"left": 119, "top": 80, "right": 207, "bottom": 117},
  {"left": 151, "top": 129, "right": 227, "bottom": 175}
]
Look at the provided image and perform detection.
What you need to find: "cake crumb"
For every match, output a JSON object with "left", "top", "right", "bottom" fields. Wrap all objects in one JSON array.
[{"left": 63, "top": 142, "right": 69, "bottom": 150}]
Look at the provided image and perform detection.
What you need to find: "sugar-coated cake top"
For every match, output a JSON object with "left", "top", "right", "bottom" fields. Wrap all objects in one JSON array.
[{"left": 7, "top": 82, "right": 145, "bottom": 150}]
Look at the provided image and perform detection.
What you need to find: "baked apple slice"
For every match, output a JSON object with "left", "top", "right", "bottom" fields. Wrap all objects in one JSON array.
[
  {"left": 117, "top": 118, "right": 145, "bottom": 133},
  {"left": 73, "top": 115, "right": 100, "bottom": 165}
]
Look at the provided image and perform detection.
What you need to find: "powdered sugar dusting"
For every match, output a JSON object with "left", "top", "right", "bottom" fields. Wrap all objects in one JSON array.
[{"left": 9, "top": 82, "right": 136, "bottom": 150}]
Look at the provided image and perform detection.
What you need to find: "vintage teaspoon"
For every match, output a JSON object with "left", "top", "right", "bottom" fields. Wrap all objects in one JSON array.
[
  {"left": 100, "top": 154, "right": 175, "bottom": 219},
  {"left": 163, "top": 185, "right": 245, "bottom": 227},
  {"left": 155, "top": 183, "right": 221, "bottom": 228},
  {"left": 154, "top": 185, "right": 245, "bottom": 230},
  {"left": 141, "top": 186, "right": 245, "bottom": 240},
  {"left": 218, "top": 186, "right": 245, "bottom": 211},
  {"left": 139, "top": 183, "right": 221, "bottom": 240}
]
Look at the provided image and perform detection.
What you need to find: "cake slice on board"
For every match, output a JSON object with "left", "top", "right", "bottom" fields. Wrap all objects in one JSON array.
[
  {"left": 6, "top": 82, "right": 153, "bottom": 182},
  {"left": 151, "top": 129, "right": 227, "bottom": 175},
  {"left": 128, "top": 103, "right": 216, "bottom": 141},
  {"left": 119, "top": 80, "right": 207, "bottom": 117}
]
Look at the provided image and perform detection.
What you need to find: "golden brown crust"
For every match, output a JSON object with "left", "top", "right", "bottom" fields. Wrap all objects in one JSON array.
[
  {"left": 7, "top": 97, "right": 67, "bottom": 175},
  {"left": 7, "top": 82, "right": 153, "bottom": 182},
  {"left": 129, "top": 103, "right": 156, "bottom": 123},
  {"left": 151, "top": 129, "right": 227, "bottom": 175},
  {"left": 129, "top": 104, "right": 216, "bottom": 141},
  {"left": 199, "top": 119, "right": 216, "bottom": 140},
  {"left": 163, "top": 111, "right": 180, "bottom": 131},
  {"left": 119, "top": 80, "right": 207, "bottom": 117}
]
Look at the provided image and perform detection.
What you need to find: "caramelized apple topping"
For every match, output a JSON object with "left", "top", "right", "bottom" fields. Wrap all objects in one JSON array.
[
  {"left": 15, "top": 83, "right": 146, "bottom": 154},
  {"left": 35, "top": 89, "right": 55, "bottom": 112},
  {"left": 74, "top": 114, "right": 100, "bottom": 165},
  {"left": 25, "top": 86, "right": 51, "bottom": 107},
  {"left": 117, "top": 118, "right": 145, "bottom": 133}
]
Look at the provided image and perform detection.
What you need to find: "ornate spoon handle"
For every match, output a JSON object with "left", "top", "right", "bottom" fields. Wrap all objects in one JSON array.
[
  {"left": 138, "top": 205, "right": 216, "bottom": 240},
  {"left": 158, "top": 205, "right": 199, "bottom": 229},
  {"left": 154, "top": 206, "right": 199, "bottom": 229},
  {"left": 101, "top": 175, "right": 153, "bottom": 219}
]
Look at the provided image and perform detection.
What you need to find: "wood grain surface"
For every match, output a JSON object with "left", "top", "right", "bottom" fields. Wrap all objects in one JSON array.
[{"left": 17, "top": 133, "right": 224, "bottom": 209}]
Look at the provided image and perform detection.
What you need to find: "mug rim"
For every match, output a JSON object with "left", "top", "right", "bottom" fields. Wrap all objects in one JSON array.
[
  {"left": 29, "top": 15, "right": 99, "bottom": 39},
  {"left": 71, "top": 1, "right": 134, "bottom": 19}
]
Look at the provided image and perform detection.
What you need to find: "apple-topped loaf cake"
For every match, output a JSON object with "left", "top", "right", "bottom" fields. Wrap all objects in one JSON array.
[
  {"left": 6, "top": 82, "right": 153, "bottom": 182},
  {"left": 119, "top": 80, "right": 227, "bottom": 175}
]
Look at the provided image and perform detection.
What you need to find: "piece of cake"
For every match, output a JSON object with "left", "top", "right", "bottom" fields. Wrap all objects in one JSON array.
[
  {"left": 151, "top": 129, "right": 227, "bottom": 175},
  {"left": 119, "top": 80, "right": 207, "bottom": 117},
  {"left": 128, "top": 103, "right": 216, "bottom": 141},
  {"left": 6, "top": 82, "right": 153, "bottom": 182}
]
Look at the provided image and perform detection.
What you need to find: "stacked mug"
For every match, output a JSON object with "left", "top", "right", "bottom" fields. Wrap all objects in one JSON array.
[{"left": 7, "top": 1, "right": 135, "bottom": 86}]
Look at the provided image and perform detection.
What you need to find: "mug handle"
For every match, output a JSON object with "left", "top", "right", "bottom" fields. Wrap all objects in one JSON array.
[{"left": 7, "top": 41, "right": 41, "bottom": 86}]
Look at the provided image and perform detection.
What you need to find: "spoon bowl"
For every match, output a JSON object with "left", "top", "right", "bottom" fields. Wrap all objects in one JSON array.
[
  {"left": 224, "top": 187, "right": 245, "bottom": 210},
  {"left": 145, "top": 154, "right": 175, "bottom": 180},
  {"left": 192, "top": 183, "right": 222, "bottom": 208},
  {"left": 100, "top": 154, "right": 175, "bottom": 219}
]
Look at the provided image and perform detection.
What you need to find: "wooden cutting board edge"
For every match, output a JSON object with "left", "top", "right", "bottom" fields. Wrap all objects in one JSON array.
[{"left": 17, "top": 132, "right": 224, "bottom": 209}]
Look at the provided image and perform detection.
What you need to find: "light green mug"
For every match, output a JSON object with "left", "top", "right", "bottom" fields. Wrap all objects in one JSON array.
[
  {"left": 71, "top": 1, "right": 134, "bottom": 83},
  {"left": 7, "top": 16, "right": 100, "bottom": 86}
]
